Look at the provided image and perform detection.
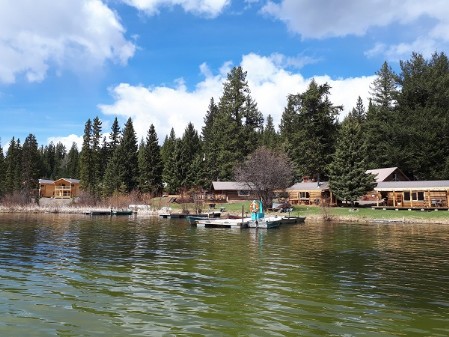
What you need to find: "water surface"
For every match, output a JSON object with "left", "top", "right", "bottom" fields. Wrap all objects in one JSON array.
[{"left": 1, "top": 214, "right": 448, "bottom": 336}]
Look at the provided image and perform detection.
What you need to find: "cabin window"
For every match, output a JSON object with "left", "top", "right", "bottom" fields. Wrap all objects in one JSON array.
[
  {"left": 238, "top": 190, "right": 250, "bottom": 196},
  {"left": 404, "top": 191, "right": 424, "bottom": 201},
  {"left": 299, "top": 192, "right": 310, "bottom": 199}
]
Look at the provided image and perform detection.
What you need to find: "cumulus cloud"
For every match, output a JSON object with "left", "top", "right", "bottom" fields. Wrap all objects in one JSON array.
[
  {"left": 48, "top": 134, "right": 84, "bottom": 152},
  {"left": 121, "top": 0, "right": 230, "bottom": 17},
  {"left": 0, "top": 0, "right": 135, "bottom": 84},
  {"left": 98, "top": 53, "right": 374, "bottom": 141},
  {"left": 262, "top": 0, "right": 449, "bottom": 60}
]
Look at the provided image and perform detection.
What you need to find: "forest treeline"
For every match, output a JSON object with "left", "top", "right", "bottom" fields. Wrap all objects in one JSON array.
[{"left": 1, "top": 51, "right": 449, "bottom": 202}]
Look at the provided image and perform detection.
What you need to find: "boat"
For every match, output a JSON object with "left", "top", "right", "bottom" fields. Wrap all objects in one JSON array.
[
  {"left": 279, "top": 216, "right": 306, "bottom": 225},
  {"left": 194, "top": 218, "right": 250, "bottom": 228},
  {"left": 185, "top": 211, "right": 222, "bottom": 224},
  {"left": 247, "top": 200, "right": 281, "bottom": 229},
  {"left": 248, "top": 216, "right": 282, "bottom": 228},
  {"left": 112, "top": 209, "right": 133, "bottom": 216}
]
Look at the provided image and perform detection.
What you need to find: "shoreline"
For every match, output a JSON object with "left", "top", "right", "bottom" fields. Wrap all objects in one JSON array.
[{"left": 1, "top": 205, "right": 449, "bottom": 225}]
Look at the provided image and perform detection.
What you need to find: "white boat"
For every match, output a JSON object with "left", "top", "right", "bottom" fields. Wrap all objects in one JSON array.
[
  {"left": 247, "top": 200, "right": 282, "bottom": 229},
  {"left": 195, "top": 218, "right": 250, "bottom": 228},
  {"left": 248, "top": 216, "right": 282, "bottom": 229}
]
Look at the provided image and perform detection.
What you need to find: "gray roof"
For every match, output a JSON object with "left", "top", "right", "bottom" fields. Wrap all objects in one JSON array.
[
  {"left": 56, "top": 178, "right": 80, "bottom": 184},
  {"left": 212, "top": 181, "right": 253, "bottom": 191},
  {"left": 366, "top": 167, "right": 398, "bottom": 182},
  {"left": 39, "top": 179, "right": 54, "bottom": 185},
  {"left": 375, "top": 180, "right": 449, "bottom": 191},
  {"left": 287, "top": 182, "right": 329, "bottom": 191}
]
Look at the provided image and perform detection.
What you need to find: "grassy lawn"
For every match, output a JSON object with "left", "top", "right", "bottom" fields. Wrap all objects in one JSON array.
[{"left": 149, "top": 197, "right": 449, "bottom": 223}]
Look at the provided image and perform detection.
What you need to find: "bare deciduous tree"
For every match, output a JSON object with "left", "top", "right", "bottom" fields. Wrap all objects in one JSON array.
[{"left": 234, "top": 147, "right": 294, "bottom": 209}]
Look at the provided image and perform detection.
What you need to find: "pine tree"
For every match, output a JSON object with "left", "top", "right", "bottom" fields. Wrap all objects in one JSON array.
[
  {"left": 280, "top": 79, "right": 341, "bottom": 180},
  {"left": 22, "top": 134, "right": 41, "bottom": 197},
  {"left": 212, "top": 66, "right": 263, "bottom": 180},
  {"left": 138, "top": 124, "right": 163, "bottom": 196},
  {"left": 64, "top": 142, "right": 80, "bottom": 179},
  {"left": 328, "top": 113, "right": 376, "bottom": 206},
  {"left": 201, "top": 98, "right": 220, "bottom": 183},
  {"left": 365, "top": 61, "right": 400, "bottom": 169},
  {"left": 79, "top": 119, "right": 95, "bottom": 195},
  {"left": 162, "top": 128, "right": 182, "bottom": 194},
  {"left": 0, "top": 141, "right": 5, "bottom": 198},
  {"left": 4, "top": 138, "right": 22, "bottom": 194},
  {"left": 103, "top": 118, "right": 139, "bottom": 195},
  {"left": 179, "top": 122, "right": 201, "bottom": 189},
  {"left": 261, "top": 114, "right": 279, "bottom": 149}
]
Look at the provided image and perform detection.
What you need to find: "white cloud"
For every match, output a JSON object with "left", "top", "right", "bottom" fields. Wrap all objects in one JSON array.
[
  {"left": 47, "top": 134, "right": 84, "bottom": 152},
  {"left": 98, "top": 53, "right": 374, "bottom": 141},
  {"left": 0, "top": 0, "right": 135, "bottom": 84},
  {"left": 262, "top": 0, "right": 449, "bottom": 60},
  {"left": 121, "top": 0, "right": 230, "bottom": 17}
]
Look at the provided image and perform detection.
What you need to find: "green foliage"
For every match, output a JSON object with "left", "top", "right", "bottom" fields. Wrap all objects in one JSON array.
[
  {"left": 207, "top": 66, "right": 264, "bottom": 180},
  {"left": 261, "top": 114, "right": 280, "bottom": 149},
  {"left": 280, "top": 79, "right": 341, "bottom": 180},
  {"left": 21, "top": 134, "right": 42, "bottom": 195},
  {"left": 0, "top": 141, "right": 5, "bottom": 197},
  {"left": 328, "top": 114, "right": 376, "bottom": 205},
  {"left": 138, "top": 124, "right": 163, "bottom": 196}
]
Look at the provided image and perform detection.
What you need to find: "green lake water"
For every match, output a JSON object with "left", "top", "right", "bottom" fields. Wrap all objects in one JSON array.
[{"left": 1, "top": 213, "right": 448, "bottom": 336}]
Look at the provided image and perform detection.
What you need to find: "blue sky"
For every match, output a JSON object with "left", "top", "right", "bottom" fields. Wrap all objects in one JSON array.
[{"left": 1, "top": 0, "right": 449, "bottom": 150}]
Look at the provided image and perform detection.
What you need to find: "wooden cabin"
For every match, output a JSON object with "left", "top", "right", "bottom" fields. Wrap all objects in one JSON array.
[
  {"left": 39, "top": 178, "right": 80, "bottom": 199},
  {"left": 211, "top": 181, "right": 256, "bottom": 202},
  {"left": 374, "top": 181, "right": 449, "bottom": 209},
  {"left": 287, "top": 181, "right": 336, "bottom": 206}
]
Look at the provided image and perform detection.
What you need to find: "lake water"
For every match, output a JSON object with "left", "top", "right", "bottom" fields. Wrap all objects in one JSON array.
[{"left": 1, "top": 214, "right": 448, "bottom": 336}]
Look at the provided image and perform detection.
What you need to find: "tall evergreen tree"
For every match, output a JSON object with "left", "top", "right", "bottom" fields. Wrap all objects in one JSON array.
[
  {"left": 0, "top": 141, "right": 5, "bottom": 198},
  {"left": 138, "top": 124, "right": 163, "bottom": 196},
  {"left": 365, "top": 62, "right": 400, "bottom": 169},
  {"left": 261, "top": 114, "right": 279, "bottom": 149},
  {"left": 211, "top": 66, "right": 263, "bottom": 180},
  {"left": 103, "top": 118, "right": 139, "bottom": 195},
  {"left": 162, "top": 128, "right": 182, "bottom": 194},
  {"left": 65, "top": 142, "right": 80, "bottom": 179},
  {"left": 201, "top": 98, "right": 220, "bottom": 183},
  {"left": 22, "top": 134, "right": 41, "bottom": 196},
  {"left": 4, "top": 138, "right": 22, "bottom": 194},
  {"left": 179, "top": 122, "right": 201, "bottom": 189},
  {"left": 280, "top": 79, "right": 341, "bottom": 180},
  {"left": 396, "top": 52, "right": 449, "bottom": 179},
  {"left": 328, "top": 113, "right": 376, "bottom": 206},
  {"left": 79, "top": 119, "right": 96, "bottom": 195}
]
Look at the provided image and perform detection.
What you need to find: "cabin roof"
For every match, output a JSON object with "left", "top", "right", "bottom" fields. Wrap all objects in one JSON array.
[
  {"left": 55, "top": 178, "right": 80, "bottom": 184},
  {"left": 39, "top": 179, "right": 55, "bottom": 185},
  {"left": 212, "top": 181, "right": 253, "bottom": 191},
  {"left": 366, "top": 167, "right": 409, "bottom": 182},
  {"left": 375, "top": 180, "right": 449, "bottom": 191},
  {"left": 38, "top": 178, "right": 80, "bottom": 185},
  {"left": 287, "top": 182, "right": 330, "bottom": 191}
]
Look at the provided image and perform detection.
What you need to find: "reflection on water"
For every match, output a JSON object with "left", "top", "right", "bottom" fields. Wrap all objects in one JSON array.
[{"left": 1, "top": 214, "right": 449, "bottom": 336}]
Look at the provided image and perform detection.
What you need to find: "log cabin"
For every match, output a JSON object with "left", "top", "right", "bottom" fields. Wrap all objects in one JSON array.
[
  {"left": 39, "top": 178, "right": 80, "bottom": 199},
  {"left": 374, "top": 180, "right": 449, "bottom": 209}
]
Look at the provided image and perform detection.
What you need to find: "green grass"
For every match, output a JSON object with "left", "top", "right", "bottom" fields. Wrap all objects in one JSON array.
[{"left": 150, "top": 197, "right": 449, "bottom": 222}]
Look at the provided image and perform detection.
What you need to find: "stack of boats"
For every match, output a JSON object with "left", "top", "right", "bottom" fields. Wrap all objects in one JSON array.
[{"left": 189, "top": 200, "right": 305, "bottom": 229}]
